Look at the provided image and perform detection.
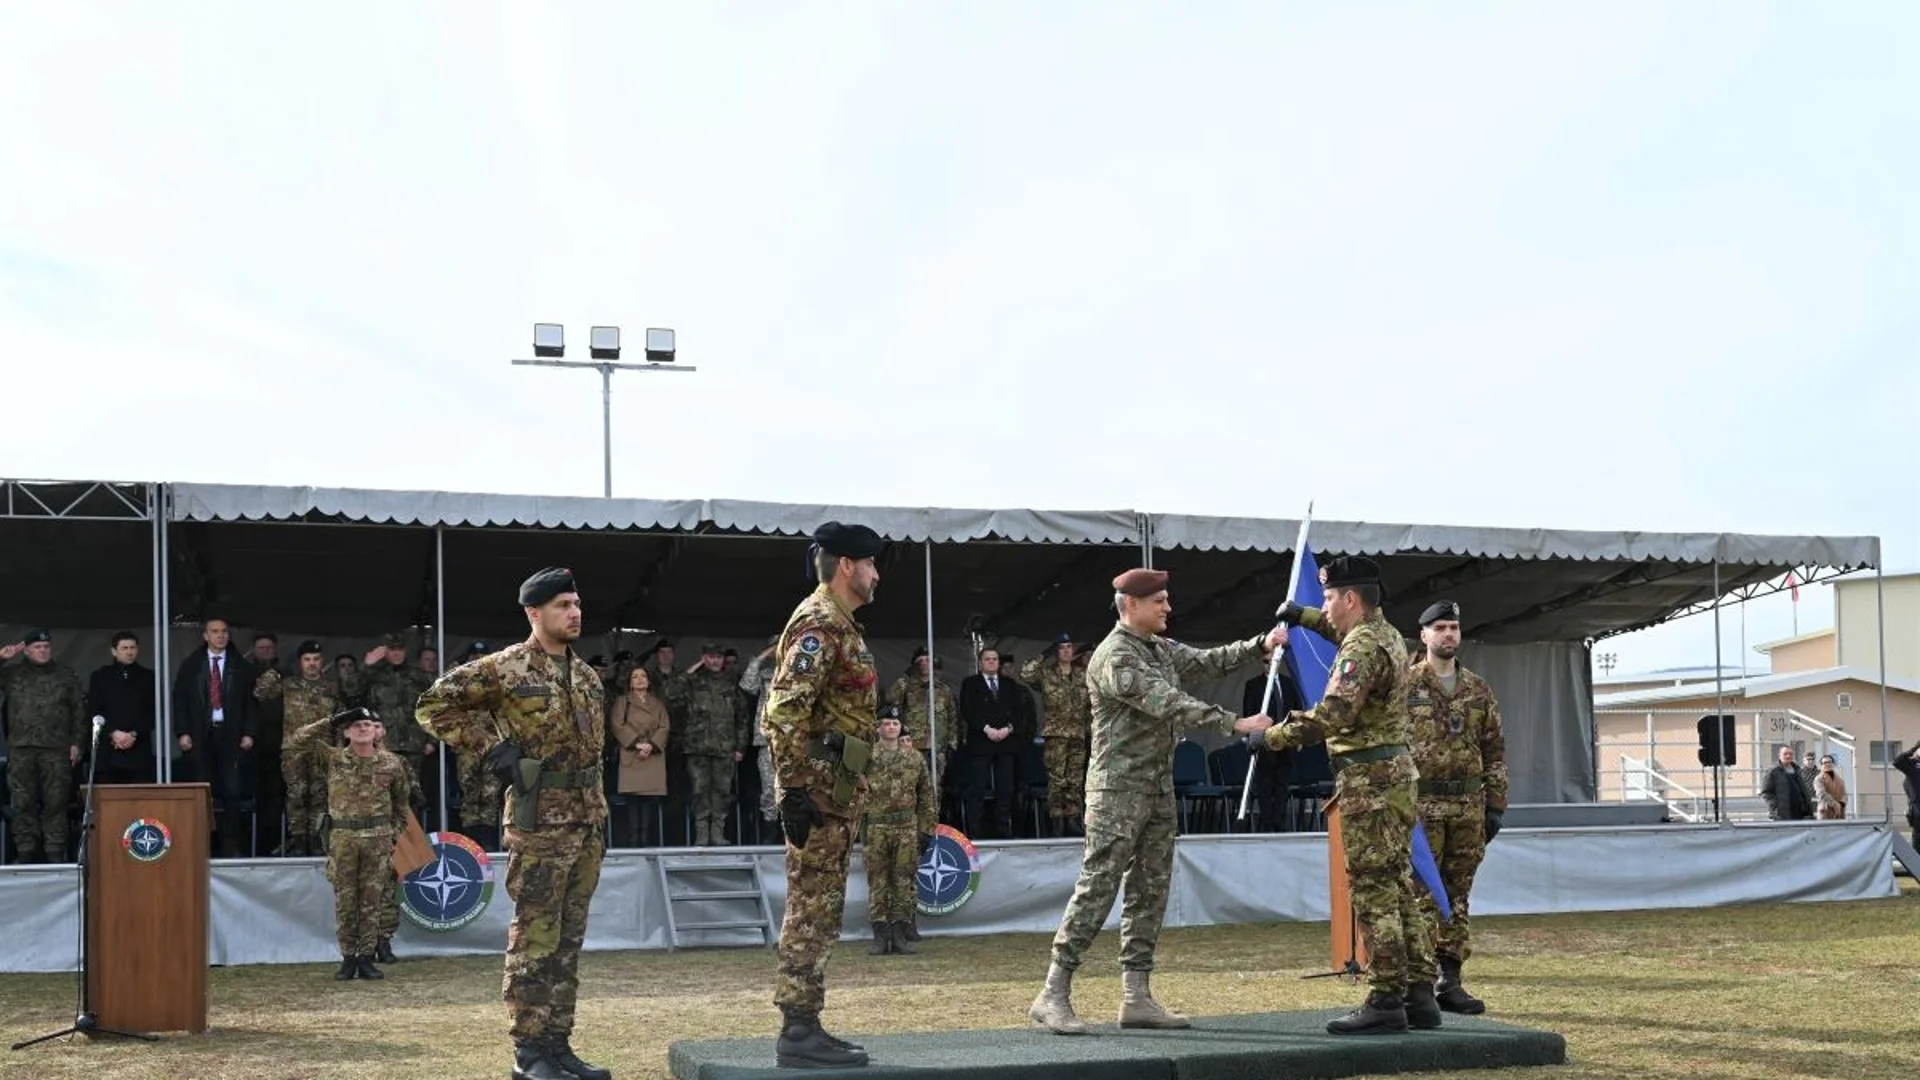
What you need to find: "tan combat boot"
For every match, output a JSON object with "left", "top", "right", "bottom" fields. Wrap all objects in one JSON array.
[
  {"left": 1027, "top": 962, "right": 1089, "bottom": 1035},
  {"left": 1118, "top": 969, "right": 1190, "bottom": 1028}
]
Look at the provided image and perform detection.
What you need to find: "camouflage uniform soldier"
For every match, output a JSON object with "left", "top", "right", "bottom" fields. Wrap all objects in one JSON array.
[
  {"left": 253, "top": 640, "right": 340, "bottom": 856},
  {"left": 862, "top": 705, "right": 935, "bottom": 956},
  {"left": 765, "top": 522, "right": 888, "bottom": 1069},
  {"left": 1265, "top": 556, "right": 1438, "bottom": 1034},
  {"left": 416, "top": 568, "right": 612, "bottom": 1080},
  {"left": 348, "top": 634, "right": 433, "bottom": 814},
  {"left": 1407, "top": 600, "right": 1507, "bottom": 1015},
  {"left": 289, "top": 708, "right": 407, "bottom": 980},
  {"left": 1021, "top": 634, "right": 1093, "bottom": 836},
  {"left": 885, "top": 648, "right": 961, "bottom": 765},
  {"left": 452, "top": 641, "right": 504, "bottom": 852},
  {"left": 0, "top": 631, "right": 87, "bottom": 864},
  {"left": 370, "top": 717, "right": 424, "bottom": 965},
  {"left": 1030, "top": 569, "right": 1280, "bottom": 1035},
  {"left": 682, "top": 643, "right": 752, "bottom": 846}
]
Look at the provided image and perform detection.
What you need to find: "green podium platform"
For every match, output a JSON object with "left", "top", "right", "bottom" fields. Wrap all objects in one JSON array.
[{"left": 668, "top": 1010, "right": 1568, "bottom": 1079}]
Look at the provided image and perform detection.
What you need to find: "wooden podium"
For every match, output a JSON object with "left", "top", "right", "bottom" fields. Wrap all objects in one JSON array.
[
  {"left": 85, "top": 783, "right": 210, "bottom": 1034},
  {"left": 1325, "top": 796, "right": 1369, "bottom": 975}
]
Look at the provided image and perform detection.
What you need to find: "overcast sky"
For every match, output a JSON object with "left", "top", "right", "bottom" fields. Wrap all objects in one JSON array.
[{"left": 2, "top": 2, "right": 1912, "bottom": 672}]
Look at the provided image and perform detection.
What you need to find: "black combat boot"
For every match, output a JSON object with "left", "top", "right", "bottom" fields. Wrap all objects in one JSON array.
[
  {"left": 891, "top": 921, "right": 917, "bottom": 955},
  {"left": 334, "top": 954, "right": 358, "bottom": 981},
  {"left": 511, "top": 1040, "right": 574, "bottom": 1080},
  {"left": 867, "top": 922, "right": 891, "bottom": 955},
  {"left": 548, "top": 1035, "right": 612, "bottom": 1080},
  {"left": 1325, "top": 991, "right": 1409, "bottom": 1035},
  {"left": 1404, "top": 979, "right": 1443, "bottom": 1029},
  {"left": 900, "top": 914, "right": 921, "bottom": 943},
  {"left": 376, "top": 937, "right": 397, "bottom": 964},
  {"left": 775, "top": 1006, "right": 869, "bottom": 1069},
  {"left": 354, "top": 954, "right": 385, "bottom": 980},
  {"left": 1436, "top": 954, "right": 1486, "bottom": 1014}
]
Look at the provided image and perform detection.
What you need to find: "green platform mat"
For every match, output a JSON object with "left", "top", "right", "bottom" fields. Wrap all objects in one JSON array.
[{"left": 668, "top": 1010, "right": 1568, "bottom": 1079}]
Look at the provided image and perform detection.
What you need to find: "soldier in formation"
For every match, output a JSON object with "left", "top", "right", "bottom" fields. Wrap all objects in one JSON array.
[
  {"left": 764, "top": 522, "right": 887, "bottom": 1069},
  {"left": 253, "top": 639, "right": 341, "bottom": 856},
  {"left": 288, "top": 706, "right": 408, "bottom": 981},
  {"left": 345, "top": 633, "right": 434, "bottom": 819},
  {"left": 451, "top": 640, "right": 504, "bottom": 851},
  {"left": 416, "top": 567, "right": 612, "bottom": 1080},
  {"left": 1021, "top": 634, "right": 1092, "bottom": 837},
  {"left": 1264, "top": 556, "right": 1437, "bottom": 1034},
  {"left": 1029, "top": 568, "right": 1280, "bottom": 1035},
  {"left": 1406, "top": 600, "right": 1507, "bottom": 1015},
  {"left": 680, "top": 642, "right": 752, "bottom": 846},
  {"left": 0, "top": 631, "right": 87, "bottom": 864},
  {"left": 862, "top": 704, "right": 935, "bottom": 956}
]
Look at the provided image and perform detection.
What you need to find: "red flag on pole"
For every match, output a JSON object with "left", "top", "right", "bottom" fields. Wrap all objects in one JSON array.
[{"left": 1785, "top": 571, "right": 1800, "bottom": 602}]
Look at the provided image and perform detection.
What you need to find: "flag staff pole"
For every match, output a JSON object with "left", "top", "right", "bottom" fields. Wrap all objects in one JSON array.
[{"left": 1238, "top": 502, "right": 1314, "bottom": 821}]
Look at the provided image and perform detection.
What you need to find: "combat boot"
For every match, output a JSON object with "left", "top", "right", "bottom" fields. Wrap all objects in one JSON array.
[
  {"left": 1404, "top": 980, "right": 1443, "bottom": 1029},
  {"left": 376, "top": 937, "right": 397, "bottom": 964},
  {"left": 548, "top": 1036, "right": 612, "bottom": 1080},
  {"left": 1326, "top": 991, "right": 1408, "bottom": 1035},
  {"left": 1436, "top": 954, "right": 1486, "bottom": 1014},
  {"left": 334, "top": 954, "right": 357, "bottom": 981},
  {"left": 1026, "top": 961, "right": 1089, "bottom": 1035},
  {"left": 868, "top": 922, "right": 891, "bottom": 955},
  {"left": 891, "top": 921, "right": 916, "bottom": 955},
  {"left": 511, "top": 1040, "right": 575, "bottom": 1080},
  {"left": 709, "top": 816, "right": 733, "bottom": 846},
  {"left": 900, "top": 914, "right": 921, "bottom": 942},
  {"left": 775, "top": 1005, "right": 869, "bottom": 1068},
  {"left": 354, "top": 954, "right": 385, "bottom": 980},
  {"left": 1118, "top": 969, "right": 1190, "bottom": 1029}
]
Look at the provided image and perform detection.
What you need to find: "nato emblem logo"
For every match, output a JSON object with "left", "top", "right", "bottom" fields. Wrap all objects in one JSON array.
[
  {"left": 399, "top": 832, "right": 496, "bottom": 932},
  {"left": 120, "top": 818, "right": 171, "bottom": 863},
  {"left": 915, "top": 824, "right": 982, "bottom": 916}
]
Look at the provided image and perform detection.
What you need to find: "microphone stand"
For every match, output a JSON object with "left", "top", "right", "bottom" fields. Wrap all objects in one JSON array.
[{"left": 12, "top": 722, "right": 156, "bottom": 1050}]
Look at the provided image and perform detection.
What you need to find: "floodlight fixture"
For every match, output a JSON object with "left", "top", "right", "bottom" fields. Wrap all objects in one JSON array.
[
  {"left": 589, "top": 325, "right": 621, "bottom": 361},
  {"left": 645, "top": 327, "right": 676, "bottom": 363},
  {"left": 533, "top": 323, "right": 565, "bottom": 358}
]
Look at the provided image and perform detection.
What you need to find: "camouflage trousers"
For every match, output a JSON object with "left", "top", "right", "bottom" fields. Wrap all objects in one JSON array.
[
  {"left": 688, "top": 754, "right": 735, "bottom": 827},
  {"left": 1043, "top": 737, "right": 1089, "bottom": 817},
  {"left": 1417, "top": 796, "right": 1487, "bottom": 963},
  {"left": 6, "top": 747, "right": 71, "bottom": 858},
  {"left": 1050, "top": 788, "right": 1177, "bottom": 972},
  {"left": 1338, "top": 756, "right": 1434, "bottom": 994},
  {"left": 282, "top": 746, "right": 327, "bottom": 845},
  {"left": 756, "top": 745, "right": 777, "bottom": 820},
  {"left": 327, "top": 830, "right": 394, "bottom": 955},
  {"left": 775, "top": 813, "right": 854, "bottom": 1012},
  {"left": 460, "top": 751, "right": 502, "bottom": 828},
  {"left": 863, "top": 824, "right": 919, "bottom": 923},
  {"left": 503, "top": 824, "right": 605, "bottom": 1042}
]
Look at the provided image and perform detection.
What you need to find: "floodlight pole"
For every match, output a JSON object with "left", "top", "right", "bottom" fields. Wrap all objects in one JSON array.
[{"left": 510, "top": 359, "right": 698, "bottom": 497}]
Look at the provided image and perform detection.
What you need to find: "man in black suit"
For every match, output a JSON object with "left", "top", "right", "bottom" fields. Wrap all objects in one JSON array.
[
  {"left": 957, "top": 647, "right": 1033, "bottom": 838},
  {"left": 88, "top": 631, "right": 157, "bottom": 785},
  {"left": 1242, "top": 666, "right": 1304, "bottom": 831},
  {"left": 171, "top": 617, "right": 258, "bottom": 856}
]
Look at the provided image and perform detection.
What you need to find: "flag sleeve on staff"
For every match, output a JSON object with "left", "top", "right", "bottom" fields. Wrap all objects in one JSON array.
[{"left": 1287, "top": 543, "right": 1452, "bottom": 921}]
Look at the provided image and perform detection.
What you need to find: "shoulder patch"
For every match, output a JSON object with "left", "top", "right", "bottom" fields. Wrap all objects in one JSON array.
[
  {"left": 797, "top": 632, "right": 824, "bottom": 655},
  {"left": 1337, "top": 657, "right": 1359, "bottom": 680},
  {"left": 793, "top": 654, "right": 815, "bottom": 674}
]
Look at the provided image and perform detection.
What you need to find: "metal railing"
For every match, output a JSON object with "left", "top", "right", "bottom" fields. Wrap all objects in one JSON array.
[
  {"left": 1617, "top": 753, "right": 1706, "bottom": 822},
  {"left": 1597, "top": 708, "right": 1859, "bottom": 822}
]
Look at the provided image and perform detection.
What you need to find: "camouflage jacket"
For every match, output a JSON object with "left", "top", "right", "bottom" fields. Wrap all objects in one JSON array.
[
  {"left": 764, "top": 584, "right": 879, "bottom": 819},
  {"left": 1267, "top": 608, "right": 1411, "bottom": 758},
  {"left": 1, "top": 655, "right": 87, "bottom": 750},
  {"left": 1407, "top": 658, "right": 1508, "bottom": 810},
  {"left": 287, "top": 718, "right": 409, "bottom": 833},
  {"left": 678, "top": 667, "right": 751, "bottom": 757},
  {"left": 884, "top": 673, "right": 960, "bottom": 752},
  {"left": 349, "top": 663, "right": 435, "bottom": 754},
  {"left": 863, "top": 743, "right": 935, "bottom": 834},
  {"left": 414, "top": 639, "right": 608, "bottom": 828},
  {"left": 1085, "top": 622, "right": 1264, "bottom": 795},
  {"left": 1020, "top": 654, "right": 1092, "bottom": 740},
  {"left": 255, "top": 670, "right": 344, "bottom": 740}
]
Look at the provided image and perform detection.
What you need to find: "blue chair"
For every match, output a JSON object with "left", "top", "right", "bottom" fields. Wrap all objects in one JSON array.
[
  {"left": 1208, "top": 741, "right": 1254, "bottom": 832},
  {"left": 1172, "top": 739, "right": 1228, "bottom": 833}
]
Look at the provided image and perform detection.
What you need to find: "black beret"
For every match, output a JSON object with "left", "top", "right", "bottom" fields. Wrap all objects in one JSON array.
[
  {"left": 813, "top": 521, "right": 884, "bottom": 559},
  {"left": 22, "top": 628, "right": 50, "bottom": 644},
  {"left": 1419, "top": 601, "right": 1461, "bottom": 626},
  {"left": 297, "top": 639, "right": 325, "bottom": 657},
  {"left": 611, "top": 650, "right": 633, "bottom": 663},
  {"left": 1053, "top": 632, "right": 1073, "bottom": 645},
  {"left": 911, "top": 645, "right": 928, "bottom": 661},
  {"left": 464, "top": 640, "right": 490, "bottom": 657},
  {"left": 1321, "top": 556, "right": 1384, "bottom": 589},
  {"left": 879, "top": 704, "right": 902, "bottom": 720},
  {"left": 518, "top": 566, "right": 578, "bottom": 607},
  {"left": 723, "top": 648, "right": 739, "bottom": 659},
  {"left": 330, "top": 706, "right": 376, "bottom": 728}
]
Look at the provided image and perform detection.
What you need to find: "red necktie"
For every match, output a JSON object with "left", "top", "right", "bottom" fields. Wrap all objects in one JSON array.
[{"left": 210, "top": 656, "right": 225, "bottom": 710}]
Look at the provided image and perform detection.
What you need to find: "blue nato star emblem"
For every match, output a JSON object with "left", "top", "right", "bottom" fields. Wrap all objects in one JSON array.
[
  {"left": 399, "top": 832, "right": 496, "bottom": 932},
  {"left": 915, "top": 824, "right": 981, "bottom": 916}
]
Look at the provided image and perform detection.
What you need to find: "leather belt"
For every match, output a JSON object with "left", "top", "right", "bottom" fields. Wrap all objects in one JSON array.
[
  {"left": 1330, "top": 744, "right": 1410, "bottom": 771},
  {"left": 330, "top": 817, "right": 390, "bottom": 831},
  {"left": 866, "top": 810, "right": 917, "bottom": 825},
  {"left": 539, "top": 767, "right": 602, "bottom": 789}
]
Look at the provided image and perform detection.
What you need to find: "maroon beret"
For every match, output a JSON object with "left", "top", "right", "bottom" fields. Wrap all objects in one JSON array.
[{"left": 1112, "top": 568, "right": 1170, "bottom": 597}]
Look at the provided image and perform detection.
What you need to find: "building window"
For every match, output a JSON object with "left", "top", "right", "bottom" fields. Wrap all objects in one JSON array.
[{"left": 1868, "top": 741, "right": 1905, "bottom": 767}]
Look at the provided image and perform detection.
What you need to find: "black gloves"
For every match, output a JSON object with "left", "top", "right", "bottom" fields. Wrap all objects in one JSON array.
[
  {"left": 1277, "top": 602, "right": 1307, "bottom": 627},
  {"left": 781, "top": 788, "right": 823, "bottom": 849},
  {"left": 1483, "top": 808, "right": 1504, "bottom": 842},
  {"left": 484, "top": 742, "right": 525, "bottom": 788},
  {"left": 918, "top": 833, "right": 935, "bottom": 859}
]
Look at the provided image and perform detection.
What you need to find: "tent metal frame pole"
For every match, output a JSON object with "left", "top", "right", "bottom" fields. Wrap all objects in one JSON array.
[
  {"left": 924, "top": 541, "right": 939, "bottom": 785},
  {"left": 151, "top": 482, "right": 170, "bottom": 783},
  {"left": 1712, "top": 558, "right": 1724, "bottom": 824},
  {"left": 435, "top": 525, "right": 449, "bottom": 834},
  {"left": 1877, "top": 565, "right": 1890, "bottom": 822}
]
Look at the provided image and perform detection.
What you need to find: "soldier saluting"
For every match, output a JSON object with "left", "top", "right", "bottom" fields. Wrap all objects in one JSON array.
[
  {"left": 287, "top": 706, "right": 408, "bottom": 981},
  {"left": 415, "top": 568, "right": 611, "bottom": 1080},
  {"left": 764, "top": 522, "right": 886, "bottom": 1070},
  {"left": 1406, "top": 600, "right": 1506, "bottom": 1015}
]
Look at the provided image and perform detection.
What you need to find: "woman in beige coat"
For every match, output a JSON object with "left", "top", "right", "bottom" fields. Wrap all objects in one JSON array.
[
  {"left": 610, "top": 666, "right": 671, "bottom": 847},
  {"left": 1815, "top": 755, "right": 1848, "bottom": 820}
]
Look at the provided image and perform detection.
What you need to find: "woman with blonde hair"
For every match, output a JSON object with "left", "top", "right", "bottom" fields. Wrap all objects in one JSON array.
[{"left": 610, "top": 665, "right": 671, "bottom": 846}]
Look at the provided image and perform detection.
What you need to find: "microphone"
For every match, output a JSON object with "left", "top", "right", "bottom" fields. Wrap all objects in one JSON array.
[{"left": 91, "top": 715, "right": 105, "bottom": 748}]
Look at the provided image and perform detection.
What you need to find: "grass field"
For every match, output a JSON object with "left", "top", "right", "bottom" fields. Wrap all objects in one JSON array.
[{"left": 2, "top": 881, "right": 1914, "bottom": 1080}]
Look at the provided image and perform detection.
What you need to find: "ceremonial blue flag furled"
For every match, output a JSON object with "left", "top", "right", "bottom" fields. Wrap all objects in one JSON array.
[{"left": 1287, "top": 543, "right": 1452, "bottom": 922}]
